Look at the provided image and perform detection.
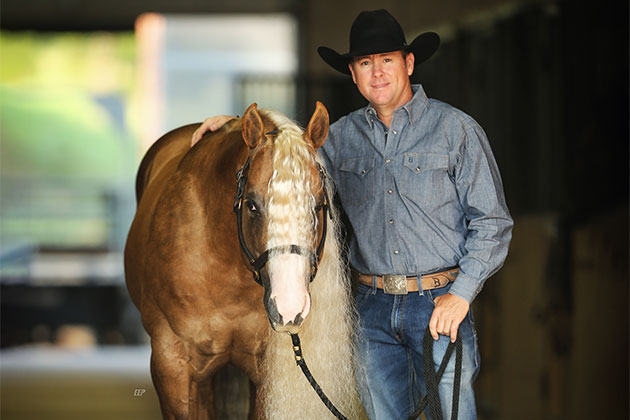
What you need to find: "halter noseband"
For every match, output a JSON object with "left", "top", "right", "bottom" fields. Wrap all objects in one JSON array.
[{"left": 233, "top": 135, "right": 331, "bottom": 286}]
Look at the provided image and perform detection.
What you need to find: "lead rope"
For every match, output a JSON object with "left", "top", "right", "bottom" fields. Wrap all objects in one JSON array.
[
  {"left": 290, "top": 329, "right": 461, "bottom": 420},
  {"left": 408, "top": 328, "right": 463, "bottom": 420},
  {"left": 290, "top": 333, "right": 349, "bottom": 420}
]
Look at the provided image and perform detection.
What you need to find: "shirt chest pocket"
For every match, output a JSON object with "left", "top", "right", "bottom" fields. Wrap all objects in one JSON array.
[
  {"left": 338, "top": 156, "right": 375, "bottom": 207},
  {"left": 401, "top": 153, "right": 452, "bottom": 203}
]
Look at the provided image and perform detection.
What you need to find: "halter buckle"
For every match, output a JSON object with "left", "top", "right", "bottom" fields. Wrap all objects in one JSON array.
[{"left": 253, "top": 269, "right": 262, "bottom": 286}]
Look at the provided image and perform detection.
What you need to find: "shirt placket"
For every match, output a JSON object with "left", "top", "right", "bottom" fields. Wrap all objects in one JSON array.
[{"left": 383, "top": 114, "right": 406, "bottom": 274}]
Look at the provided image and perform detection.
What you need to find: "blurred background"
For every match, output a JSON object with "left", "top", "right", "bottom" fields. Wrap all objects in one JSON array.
[{"left": 0, "top": 0, "right": 627, "bottom": 419}]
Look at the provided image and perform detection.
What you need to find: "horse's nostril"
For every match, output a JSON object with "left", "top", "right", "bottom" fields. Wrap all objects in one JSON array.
[
  {"left": 266, "top": 297, "right": 284, "bottom": 326},
  {"left": 292, "top": 312, "right": 304, "bottom": 326}
]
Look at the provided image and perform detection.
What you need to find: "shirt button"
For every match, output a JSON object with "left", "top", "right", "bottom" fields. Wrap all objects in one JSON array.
[
  {"left": 385, "top": 159, "right": 391, "bottom": 163},
  {"left": 387, "top": 189, "right": 393, "bottom": 194},
  {"left": 416, "top": 167, "right": 421, "bottom": 171},
  {"left": 393, "top": 250, "right": 399, "bottom": 255},
  {"left": 392, "top": 130, "right": 397, "bottom": 135},
  {"left": 388, "top": 219, "right": 394, "bottom": 224}
]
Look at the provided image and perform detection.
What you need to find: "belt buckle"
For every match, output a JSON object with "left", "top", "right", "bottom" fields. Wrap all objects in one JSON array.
[{"left": 383, "top": 275, "right": 408, "bottom": 295}]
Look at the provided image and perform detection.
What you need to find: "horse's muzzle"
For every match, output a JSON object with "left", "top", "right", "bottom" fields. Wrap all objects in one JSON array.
[
  {"left": 262, "top": 252, "right": 313, "bottom": 333},
  {"left": 266, "top": 296, "right": 306, "bottom": 334}
]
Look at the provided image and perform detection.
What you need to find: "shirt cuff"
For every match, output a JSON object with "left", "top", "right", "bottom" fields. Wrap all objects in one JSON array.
[{"left": 448, "top": 271, "right": 484, "bottom": 304}]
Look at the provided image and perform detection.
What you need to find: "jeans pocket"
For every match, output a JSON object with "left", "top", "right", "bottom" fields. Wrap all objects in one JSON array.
[
  {"left": 354, "top": 283, "right": 372, "bottom": 310},
  {"left": 425, "top": 282, "right": 453, "bottom": 306}
]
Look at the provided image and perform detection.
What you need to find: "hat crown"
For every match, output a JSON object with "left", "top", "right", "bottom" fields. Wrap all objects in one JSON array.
[
  {"left": 348, "top": 9, "right": 407, "bottom": 55},
  {"left": 317, "top": 9, "right": 439, "bottom": 76}
]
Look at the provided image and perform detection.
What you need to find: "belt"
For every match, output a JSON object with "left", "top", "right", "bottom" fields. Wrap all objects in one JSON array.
[{"left": 358, "top": 268, "right": 459, "bottom": 295}]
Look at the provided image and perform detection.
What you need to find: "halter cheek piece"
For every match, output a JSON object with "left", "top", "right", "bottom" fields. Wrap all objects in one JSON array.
[{"left": 233, "top": 130, "right": 331, "bottom": 286}]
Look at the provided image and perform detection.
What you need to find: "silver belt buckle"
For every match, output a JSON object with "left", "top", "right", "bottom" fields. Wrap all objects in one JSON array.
[{"left": 383, "top": 275, "right": 408, "bottom": 295}]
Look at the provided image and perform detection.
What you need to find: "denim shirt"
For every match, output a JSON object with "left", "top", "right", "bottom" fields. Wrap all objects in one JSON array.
[{"left": 319, "top": 84, "right": 513, "bottom": 303}]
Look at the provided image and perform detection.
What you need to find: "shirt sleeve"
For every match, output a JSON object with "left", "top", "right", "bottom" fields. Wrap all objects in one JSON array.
[{"left": 448, "top": 123, "right": 514, "bottom": 303}]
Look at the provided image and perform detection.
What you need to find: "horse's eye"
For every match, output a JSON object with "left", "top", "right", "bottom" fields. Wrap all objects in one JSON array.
[{"left": 246, "top": 200, "right": 258, "bottom": 213}]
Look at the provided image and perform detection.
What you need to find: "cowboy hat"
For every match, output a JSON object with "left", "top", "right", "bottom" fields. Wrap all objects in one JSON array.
[{"left": 317, "top": 9, "right": 440, "bottom": 75}]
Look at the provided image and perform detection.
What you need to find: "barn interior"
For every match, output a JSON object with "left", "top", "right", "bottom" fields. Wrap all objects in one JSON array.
[{"left": 0, "top": 0, "right": 628, "bottom": 419}]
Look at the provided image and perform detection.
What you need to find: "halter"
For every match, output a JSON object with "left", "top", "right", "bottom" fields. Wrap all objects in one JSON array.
[{"left": 233, "top": 131, "right": 331, "bottom": 286}]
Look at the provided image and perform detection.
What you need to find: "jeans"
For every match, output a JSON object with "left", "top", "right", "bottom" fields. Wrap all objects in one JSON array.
[{"left": 354, "top": 281, "right": 480, "bottom": 420}]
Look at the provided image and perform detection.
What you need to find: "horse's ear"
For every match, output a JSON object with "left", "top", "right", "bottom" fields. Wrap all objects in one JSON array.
[
  {"left": 242, "top": 103, "right": 264, "bottom": 149},
  {"left": 305, "top": 101, "right": 329, "bottom": 150}
]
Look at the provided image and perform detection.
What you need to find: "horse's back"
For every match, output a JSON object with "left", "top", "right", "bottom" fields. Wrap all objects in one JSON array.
[{"left": 135, "top": 123, "right": 201, "bottom": 203}]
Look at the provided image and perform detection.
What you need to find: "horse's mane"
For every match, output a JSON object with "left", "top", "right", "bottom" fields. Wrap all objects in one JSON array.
[
  {"left": 265, "top": 111, "right": 317, "bottom": 250},
  {"left": 259, "top": 110, "right": 364, "bottom": 419}
]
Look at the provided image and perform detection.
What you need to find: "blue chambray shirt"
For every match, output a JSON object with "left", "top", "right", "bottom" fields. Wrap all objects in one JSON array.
[{"left": 319, "top": 84, "right": 513, "bottom": 303}]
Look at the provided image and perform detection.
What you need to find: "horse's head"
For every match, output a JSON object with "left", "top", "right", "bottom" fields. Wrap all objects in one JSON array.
[{"left": 235, "top": 102, "right": 330, "bottom": 334}]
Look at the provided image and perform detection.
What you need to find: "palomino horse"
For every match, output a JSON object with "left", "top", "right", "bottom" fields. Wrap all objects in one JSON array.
[{"left": 124, "top": 102, "right": 363, "bottom": 419}]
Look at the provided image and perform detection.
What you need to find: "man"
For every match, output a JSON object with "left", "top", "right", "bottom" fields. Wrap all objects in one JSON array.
[{"left": 191, "top": 9, "right": 513, "bottom": 420}]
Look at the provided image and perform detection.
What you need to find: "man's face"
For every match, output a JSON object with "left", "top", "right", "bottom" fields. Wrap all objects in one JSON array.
[{"left": 348, "top": 51, "right": 415, "bottom": 110}]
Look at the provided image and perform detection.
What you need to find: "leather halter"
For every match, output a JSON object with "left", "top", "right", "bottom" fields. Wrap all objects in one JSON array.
[{"left": 233, "top": 132, "right": 331, "bottom": 286}]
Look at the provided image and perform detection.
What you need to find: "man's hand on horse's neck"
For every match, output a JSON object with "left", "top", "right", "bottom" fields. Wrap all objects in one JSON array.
[{"left": 191, "top": 115, "right": 237, "bottom": 146}]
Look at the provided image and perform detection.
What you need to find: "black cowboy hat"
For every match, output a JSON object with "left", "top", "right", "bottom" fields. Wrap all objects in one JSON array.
[{"left": 317, "top": 9, "right": 440, "bottom": 75}]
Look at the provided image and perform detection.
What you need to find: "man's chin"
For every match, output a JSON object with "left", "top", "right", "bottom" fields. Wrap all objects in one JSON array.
[{"left": 369, "top": 96, "right": 393, "bottom": 108}]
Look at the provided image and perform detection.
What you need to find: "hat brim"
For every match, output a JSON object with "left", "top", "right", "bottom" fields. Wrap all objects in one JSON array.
[{"left": 318, "top": 32, "right": 440, "bottom": 75}]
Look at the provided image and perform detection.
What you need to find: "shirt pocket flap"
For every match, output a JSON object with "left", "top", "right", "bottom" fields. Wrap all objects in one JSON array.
[
  {"left": 339, "top": 156, "right": 375, "bottom": 176},
  {"left": 403, "top": 153, "right": 449, "bottom": 173}
]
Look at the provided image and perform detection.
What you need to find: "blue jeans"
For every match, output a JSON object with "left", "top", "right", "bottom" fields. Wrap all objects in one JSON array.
[{"left": 354, "top": 281, "right": 480, "bottom": 420}]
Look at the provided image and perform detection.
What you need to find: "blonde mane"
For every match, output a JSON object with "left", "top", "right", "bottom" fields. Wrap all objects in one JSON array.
[
  {"left": 265, "top": 111, "right": 316, "bottom": 250},
  {"left": 259, "top": 110, "right": 365, "bottom": 419}
]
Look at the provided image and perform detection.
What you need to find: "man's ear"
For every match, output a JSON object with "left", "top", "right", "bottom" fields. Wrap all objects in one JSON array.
[
  {"left": 348, "top": 60, "right": 357, "bottom": 84},
  {"left": 406, "top": 52, "right": 415, "bottom": 76}
]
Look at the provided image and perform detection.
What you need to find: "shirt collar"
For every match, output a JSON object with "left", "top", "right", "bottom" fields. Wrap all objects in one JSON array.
[
  {"left": 363, "top": 84, "right": 429, "bottom": 128},
  {"left": 402, "top": 84, "right": 429, "bottom": 126},
  {"left": 363, "top": 106, "right": 377, "bottom": 129}
]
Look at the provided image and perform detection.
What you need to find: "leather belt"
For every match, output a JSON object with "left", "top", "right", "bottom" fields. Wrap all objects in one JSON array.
[{"left": 358, "top": 268, "right": 459, "bottom": 295}]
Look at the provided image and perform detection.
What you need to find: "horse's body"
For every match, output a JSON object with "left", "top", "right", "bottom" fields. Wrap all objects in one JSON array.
[{"left": 124, "top": 103, "right": 363, "bottom": 419}]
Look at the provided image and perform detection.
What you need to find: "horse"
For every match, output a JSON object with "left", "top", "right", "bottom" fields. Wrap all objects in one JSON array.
[{"left": 124, "top": 102, "right": 364, "bottom": 419}]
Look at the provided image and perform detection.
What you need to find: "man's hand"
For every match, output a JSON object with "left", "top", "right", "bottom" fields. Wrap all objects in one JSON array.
[
  {"left": 429, "top": 293, "right": 470, "bottom": 342},
  {"left": 191, "top": 115, "right": 237, "bottom": 146}
]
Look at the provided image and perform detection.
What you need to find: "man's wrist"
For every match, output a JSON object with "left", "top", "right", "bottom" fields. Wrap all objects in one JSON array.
[{"left": 448, "top": 271, "right": 483, "bottom": 303}]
